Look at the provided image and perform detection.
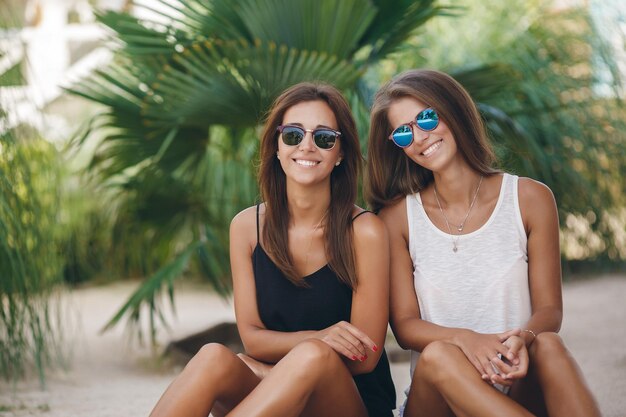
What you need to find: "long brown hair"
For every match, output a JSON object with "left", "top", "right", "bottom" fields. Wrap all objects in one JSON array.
[
  {"left": 258, "top": 82, "right": 362, "bottom": 288},
  {"left": 366, "top": 69, "right": 499, "bottom": 212}
]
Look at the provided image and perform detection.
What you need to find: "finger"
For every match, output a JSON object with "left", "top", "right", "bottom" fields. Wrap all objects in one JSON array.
[
  {"left": 504, "top": 345, "right": 521, "bottom": 365},
  {"left": 504, "top": 367, "right": 527, "bottom": 381},
  {"left": 323, "top": 338, "right": 361, "bottom": 361},
  {"left": 336, "top": 335, "right": 367, "bottom": 360},
  {"left": 480, "top": 356, "right": 499, "bottom": 382},
  {"left": 498, "top": 328, "right": 521, "bottom": 342},
  {"left": 490, "top": 373, "right": 514, "bottom": 387},
  {"left": 490, "top": 355, "right": 516, "bottom": 375},
  {"left": 339, "top": 321, "right": 378, "bottom": 352},
  {"left": 334, "top": 327, "right": 368, "bottom": 358},
  {"left": 505, "top": 354, "right": 528, "bottom": 380},
  {"left": 494, "top": 342, "right": 515, "bottom": 361},
  {"left": 466, "top": 354, "right": 490, "bottom": 380},
  {"left": 487, "top": 361, "right": 501, "bottom": 383}
]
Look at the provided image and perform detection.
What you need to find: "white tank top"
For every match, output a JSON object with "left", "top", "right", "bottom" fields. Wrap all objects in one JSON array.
[{"left": 406, "top": 173, "right": 531, "bottom": 376}]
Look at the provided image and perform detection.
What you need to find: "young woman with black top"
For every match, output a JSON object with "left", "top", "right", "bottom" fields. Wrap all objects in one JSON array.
[{"left": 149, "top": 82, "right": 395, "bottom": 417}]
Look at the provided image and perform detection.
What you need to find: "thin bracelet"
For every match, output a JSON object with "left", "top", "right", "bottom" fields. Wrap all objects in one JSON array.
[{"left": 522, "top": 329, "right": 537, "bottom": 340}]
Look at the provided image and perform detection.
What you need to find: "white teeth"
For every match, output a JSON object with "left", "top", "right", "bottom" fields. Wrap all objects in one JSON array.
[
  {"left": 295, "top": 159, "right": 318, "bottom": 166},
  {"left": 422, "top": 140, "right": 442, "bottom": 156}
]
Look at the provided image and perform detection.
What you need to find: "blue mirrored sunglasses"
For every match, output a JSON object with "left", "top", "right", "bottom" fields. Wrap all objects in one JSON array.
[{"left": 388, "top": 108, "right": 439, "bottom": 148}]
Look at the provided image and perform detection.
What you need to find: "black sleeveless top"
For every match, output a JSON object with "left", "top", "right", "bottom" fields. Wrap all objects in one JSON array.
[{"left": 253, "top": 206, "right": 396, "bottom": 417}]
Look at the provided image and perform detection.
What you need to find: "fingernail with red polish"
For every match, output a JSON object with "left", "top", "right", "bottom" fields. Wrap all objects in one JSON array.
[
  {"left": 352, "top": 355, "right": 357, "bottom": 361},
  {"left": 372, "top": 345, "right": 378, "bottom": 352}
]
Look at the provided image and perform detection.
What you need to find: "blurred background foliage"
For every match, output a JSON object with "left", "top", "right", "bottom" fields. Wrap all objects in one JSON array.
[
  {"left": 0, "top": 1, "right": 64, "bottom": 385},
  {"left": 1, "top": 0, "right": 625, "bottom": 380},
  {"left": 68, "top": 0, "right": 626, "bottom": 339},
  {"left": 0, "top": 121, "right": 66, "bottom": 385}
]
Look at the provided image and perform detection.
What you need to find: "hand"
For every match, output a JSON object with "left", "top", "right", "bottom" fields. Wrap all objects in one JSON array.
[
  {"left": 313, "top": 321, "right": 378, "bottom": 361},
  {"left": 489, "top": 335, "right": 529, "bottom": 385},
  {"left": 237, "top": 353, "right": 274, "bottom": 380},
  {"left": 454, "top": 328, "right": 521, "bottom": 384}
]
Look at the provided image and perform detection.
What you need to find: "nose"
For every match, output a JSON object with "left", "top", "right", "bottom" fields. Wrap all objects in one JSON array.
[
  {"left": 412, "top": 123, "right": 430, "bottom": 142},
  {"left": 298, "top": 130, "right": 316, "bottom": 151}
]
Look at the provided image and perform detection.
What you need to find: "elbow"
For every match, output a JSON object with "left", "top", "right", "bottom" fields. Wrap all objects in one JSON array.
[
  {"left": 241, "top": 341, "right": 268, "bottom": 362},
  {"left": 390, "top": 323, "right": 412, "bottom": 350},
  {"left": 239, "top": 333, "right": 265, "bottom": 361},
  {"left": 394, "top": 334, "right": 411, "bottom": 351}
]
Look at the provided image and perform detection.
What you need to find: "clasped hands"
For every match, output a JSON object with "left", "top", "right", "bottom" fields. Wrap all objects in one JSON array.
[{"left": 455, "top": 328, "right": 528, "bottom": 387}]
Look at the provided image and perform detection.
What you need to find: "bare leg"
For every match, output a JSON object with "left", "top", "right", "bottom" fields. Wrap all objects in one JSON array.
[
  {"left": 226, "top": 339, "right": 368, "bottom": 417},
  {"left": 404, "top": 341, "right": 534, "bottom": 417},
  {"left": 150, "top": 343, "right": 261, "bottom": 417},
  {"left": 524, "top": 332, "right": 601, "bottom": 417}
]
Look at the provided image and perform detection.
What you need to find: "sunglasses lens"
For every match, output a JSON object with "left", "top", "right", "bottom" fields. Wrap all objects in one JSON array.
[
  {"left": 313, "top": 130, "right": 337, "bottom": 150},
  {"left": 281, "top": 126, "right": 305, "bottom": 146},
  {"left": 391, "top": 125, "right": 413, "bottom": 147},
  {"left": 416, "top": 109, "right": 439, "bottom": 131}
]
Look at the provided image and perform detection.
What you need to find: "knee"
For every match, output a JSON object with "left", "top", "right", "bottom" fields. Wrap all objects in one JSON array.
[
  {"left": 530, "top": 332, "right": 568, "bottom": 363},
  {"left": 288, "top": 339, "right": 339, "bottom": 373},
  {"left": 415, "top": 341, "right": 460, "bottom": 383},
  {"left": 188, "top": 343, "right": 238, "bottom": 377}
]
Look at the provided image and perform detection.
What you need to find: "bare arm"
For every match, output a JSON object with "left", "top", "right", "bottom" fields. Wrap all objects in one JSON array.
[
  {"left": 341, "top": 212, "right": 390, "bottom": 374},
  {"left": 516, "top": 177, "right": 563, "bottom": 346}
]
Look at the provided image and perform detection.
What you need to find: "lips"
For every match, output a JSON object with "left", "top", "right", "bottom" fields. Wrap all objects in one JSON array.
[{"left": 421, "top": 139, "right": 442, "bottom": 156}]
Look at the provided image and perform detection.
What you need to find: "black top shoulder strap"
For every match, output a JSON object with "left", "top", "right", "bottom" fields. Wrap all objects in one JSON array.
[
  {"left": 256, "top": 204, "right": 261, "bottom": 244},
  {"left": 351, "top": 210, "right": 372, "bottom": 221}
]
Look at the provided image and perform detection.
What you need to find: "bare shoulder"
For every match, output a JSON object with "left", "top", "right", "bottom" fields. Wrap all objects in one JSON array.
[
  {"left": 231, "top": 204, "right": 258, "bottom": 228},
  {"left": 230, "top": 204, "right": 262, "bottom": 249},
  {"left": 517, "top": 177, "right": 556, "bottom": 206},
  {"left": 352, "top": 207, "right": 387, "bottom": 242},
  {"left": 377, "top": 197, "right": 408, "bottom": 233},
  {"left": 517, "top": 177, "right": 558, "bottom": 232}
]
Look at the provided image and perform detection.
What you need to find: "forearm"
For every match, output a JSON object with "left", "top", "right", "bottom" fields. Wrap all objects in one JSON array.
[
  {"left": 393, "top": 316, "right": 472, "bottom": 352},
  {"left": 521, "top": 305, "right": 562, "bottom": 346},
  {"left": 241, "top": 326, "right": 316, "bottom": 363}
]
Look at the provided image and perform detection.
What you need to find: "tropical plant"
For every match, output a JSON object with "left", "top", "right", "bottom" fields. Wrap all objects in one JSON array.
[
  {"left": 68, "top": 0, "right": 454, "bottom": 341},
  {"left": 0, "top": 0, "right": 68, "bottom": 384},
  {"left": 0, "top": 121, "right": 67, "bottom": 384}
]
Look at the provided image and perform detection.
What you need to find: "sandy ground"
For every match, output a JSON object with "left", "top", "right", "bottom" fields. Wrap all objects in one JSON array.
[{"left": 0, "top": 274, "right": 625, "bottom": 417}]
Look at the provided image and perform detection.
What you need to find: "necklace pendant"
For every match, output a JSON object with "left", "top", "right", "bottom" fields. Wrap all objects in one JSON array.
[
  {"left": 453, "top": 244, "right": 458, "bottom": 253},
  {"left": 457, "top": 226, "right": 463, "bottom": 232}
]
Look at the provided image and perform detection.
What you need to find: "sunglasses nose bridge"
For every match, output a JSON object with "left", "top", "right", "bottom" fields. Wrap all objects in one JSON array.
[
  {"left": 297, "top": 128, "right": 316, "bottom": 150},
  {"left": 411, "top": 122, "right": 430, "bottom": 142}
]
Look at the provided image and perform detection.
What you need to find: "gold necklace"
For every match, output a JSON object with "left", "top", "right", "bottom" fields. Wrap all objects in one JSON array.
[
  {"left": 304, "top": 210, "right": 328, "bottom": 270},
  {"left": 433, "top": 175, "right": 483, "bottom": 253}
]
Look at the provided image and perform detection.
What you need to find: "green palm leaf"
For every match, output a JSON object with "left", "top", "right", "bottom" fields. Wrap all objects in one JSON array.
[
  {"left": 101, "top": 240, "right": 204, "bottom": 340},
  {"left": 141, "top": 38, "right": 362, "bottom": 128},
  {"left": 67, "top": 0, "right": 447, "bottom": 341}
]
